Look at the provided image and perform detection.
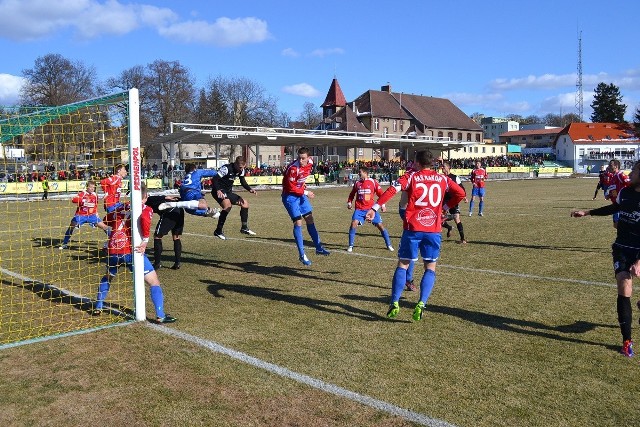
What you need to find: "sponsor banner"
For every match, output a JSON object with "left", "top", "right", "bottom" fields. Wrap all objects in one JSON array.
[
  {"left": 0, "top": 178, "right": 163, "bottom": 194},
  {"left": 231, "top": 175, "right": 325, "bottom": 186},
  {"left": 510, "top": 167, "right": 530, "bottom": 173},
  {"left": 487, "top": 167, "right": 509, "bottom": 173}
]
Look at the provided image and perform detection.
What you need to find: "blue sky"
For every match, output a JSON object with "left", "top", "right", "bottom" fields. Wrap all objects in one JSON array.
[{"left": 0, "top": 0, "right": 639, "bottom": 122}]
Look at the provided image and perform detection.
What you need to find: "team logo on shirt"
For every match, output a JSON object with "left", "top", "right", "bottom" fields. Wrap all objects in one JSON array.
[
  {"left": 110, "top": 230, "right": 128, "bottom": 250},
  {"left": 416, "top": 207, "right": 438, "bottom": 226}
]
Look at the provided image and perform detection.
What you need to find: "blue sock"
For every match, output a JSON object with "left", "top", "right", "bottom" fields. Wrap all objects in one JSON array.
[
  {"left": 62, "top": 228, "right": 73, "bottom": 245},
  {"left": 391, "top": 267, "right": 407, "bottom": 303},
  {"left": 194, "top": 208, "right": 208, "bottom": 216},
  {"left": 469, "top": 200, "right": 475, "bottom": 213},
  {"left": 419, "top": 269, "right": 436, "bottom": 304},
  {"left": 306, "top": 223, "right": 321, "bottom": 249},
  {"left": 479, "top": 201, "right": 484, "bottom": 213},
  {"left": 381, "top": 229, "right": 391, "bottom": 247},
  {"left": 104, "top": 227, "right": 111, "bottom": 238},
  {"left": 407, "top": 260, "right": 415, "bottom": 282},
  {"left": 348, "top": 227, "right": 356, "bottom": 246},
  {"left": 95, "top": 277, "right": 110, "bottom": 309},
  {"left": 293, "top": 225, "right": 305, "bottom": 257},
  {"left": 150, "top": 285, "right": 165, "bottom": 319}
]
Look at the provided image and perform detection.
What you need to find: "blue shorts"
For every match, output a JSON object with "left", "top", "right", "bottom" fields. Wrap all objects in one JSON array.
[
  {"left": 472, "top": 187, "right": 486, "bottom": 197},
  {"left": 179, "top": 188, "right": 203, "bottom": 202},
  {"left": 282, "top": 194, "right": 312, "bottom": 220},
  {"left": 397, "top": 231, "right": 441, "bottom": 262},
  {"left": 106, "top": 254, "right": 154, "bottom": 277},
  {"left": 72, "top": 214, "right": 102, "bottom": 227},
  {"left": 613, "top": 211, "right": 620, "bottom": 224},
  {"left": 105, "top": 202, "right": 125, "bottom": 213},
  {"left": 352, "top": 209, "right": 381, "bottom": 225}
]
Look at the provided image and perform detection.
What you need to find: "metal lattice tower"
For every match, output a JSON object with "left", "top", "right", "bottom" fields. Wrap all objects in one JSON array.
[{"left": 575, "top": 30, "right": 583, "bottom": 122}]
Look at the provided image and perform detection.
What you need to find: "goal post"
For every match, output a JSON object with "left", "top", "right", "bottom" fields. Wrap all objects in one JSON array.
[{"left": 0, "top": 88, "right": 144, "bottom": 348}]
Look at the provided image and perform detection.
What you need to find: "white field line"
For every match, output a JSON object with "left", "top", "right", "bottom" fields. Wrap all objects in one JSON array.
[
  {"left": 147, "top": 323, "right": 457, "bottom": 427},
  {"left": 184, "top": 232, "right": 621, "bottom": 289},
  {"left": 0, "top": 266, "right": 132, "bottom": 350}
]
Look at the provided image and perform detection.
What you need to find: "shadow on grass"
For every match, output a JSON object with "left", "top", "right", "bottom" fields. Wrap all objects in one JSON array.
[
  {"left": 1, "top": 278, "right": 133, "bottom": 319},
  {"left": 203, "top": 280, "right": 393, "bottom": 322},
  {"left": 176, "top": 253, "right": 389, "bottom": 290},
  {"left": 342, "top": 293, "right": 618, "bottom": 351},
  {"left": 469, "top": 240, "right": 606, "bottom": 253},
  {"left": 32, "top": 237, "right": 106, "bottom": 263}
]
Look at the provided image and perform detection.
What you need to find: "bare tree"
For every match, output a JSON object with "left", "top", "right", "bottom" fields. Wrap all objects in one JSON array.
[
  {"left": 146, "top": 60, "right": 196, "bottom": 133},
  {"left": 21, "top": 53, "right": 97, "bottom": 106},
  {"left": 297, "top": 101, "right": 322, "bottom": 129}
]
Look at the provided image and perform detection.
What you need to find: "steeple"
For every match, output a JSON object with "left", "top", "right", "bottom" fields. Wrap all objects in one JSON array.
[{"left": 321, "top": 78, "right": 347, "bottom": 119}]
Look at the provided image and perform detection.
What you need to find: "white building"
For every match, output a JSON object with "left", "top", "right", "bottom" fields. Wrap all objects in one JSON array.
[
  {"left": 481, "top": 117, "right": 519, "bottom": 143},
  {"left": 554, "top": 122, "right": 639, "bottom": 172}
]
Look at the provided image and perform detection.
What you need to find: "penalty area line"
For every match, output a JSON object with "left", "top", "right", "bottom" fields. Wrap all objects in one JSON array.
[
  {"left": 184, "top": 233, "right": 619, "bottom": 289},
  {"left": 147, "top": 323, "right": 457, "bottom": 427}
]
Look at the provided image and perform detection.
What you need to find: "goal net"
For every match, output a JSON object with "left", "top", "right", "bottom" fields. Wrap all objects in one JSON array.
[{"left": 0, "top": 89, "right": 144, "bottom": 348}]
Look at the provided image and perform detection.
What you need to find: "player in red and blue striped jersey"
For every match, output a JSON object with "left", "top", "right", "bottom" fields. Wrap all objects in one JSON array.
[
  {"left": 59, "top": 180, "right": 111, "bottom": 249},
  {"left": 367, "top": 150, "right": 465, "bottom": 321},
  {"left": 92, "top": 183, "right": 176, "bottom": 323},
  {"left": 281, "top": 147, "right": 330, "bottom": 266},
  {"left": 346, "top": 166, "right": 393, "bottom": 252}
]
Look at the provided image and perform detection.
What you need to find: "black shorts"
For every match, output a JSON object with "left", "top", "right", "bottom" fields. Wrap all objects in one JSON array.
[
  {"left": 612, "top": 244, "right": 640, "bottom": 275},
  {"left": 213, "top": 190, "right": 242, "bottom": 206},
  {"left": 154, "top": 210, "right": 184, "bottom": 237},
  {"left": 448, "top": 206, "right": 461, "bottom": 215}
]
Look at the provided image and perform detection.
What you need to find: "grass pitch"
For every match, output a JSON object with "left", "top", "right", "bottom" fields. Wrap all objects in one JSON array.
[{"left": 1, "top": 177, "right": 640, "bottom": 426}]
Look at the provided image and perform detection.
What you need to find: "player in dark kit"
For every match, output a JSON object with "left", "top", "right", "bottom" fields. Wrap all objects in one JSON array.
[
  {"left": 211, "top": 156, "right": 257, "bottom": 240},
  {"left": 146, "top": 194, "right": 185, "bottom": 270},
  {"left": 572, "top": 160, "right": 640, "bottom": 358},
  {"left": 441, "top": 161, "right": 468, "bottom": 244}
]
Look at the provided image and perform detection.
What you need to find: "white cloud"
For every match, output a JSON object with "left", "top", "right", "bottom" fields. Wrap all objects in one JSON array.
[
  {"left": 0, "top": 73, "right": 24, "bottom": 105},
  {"left": 282, "top": 83, "right": 321, "bottom": 97},
  {"left": 489, "top": 73, "right": 577, "bottom": 91},
  {"left": 0, "top": 0, "right": 269, "bottom": 46},
  {"left": 281, "top": 48, "right": 299, "bottom": 57},
  {"left": 309, "top": 48, "right": 345, "bottom": 58},
  {"left": 159, "top": 17, "right": 270, "bottom": 46}
]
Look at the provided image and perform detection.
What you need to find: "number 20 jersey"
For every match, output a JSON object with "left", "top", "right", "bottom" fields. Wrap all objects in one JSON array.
[{"left": 377, "top": 169, "right": 465, "bottom": 233}]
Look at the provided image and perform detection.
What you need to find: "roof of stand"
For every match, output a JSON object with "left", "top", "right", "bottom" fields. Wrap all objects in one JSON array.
[{"left": 148, "top": 123, "right": 474, "bottom": 152}]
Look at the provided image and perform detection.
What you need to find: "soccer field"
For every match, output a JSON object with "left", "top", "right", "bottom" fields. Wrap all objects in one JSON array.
[{"left": 1, "top": 177, "right": 640, "bottom": 427}]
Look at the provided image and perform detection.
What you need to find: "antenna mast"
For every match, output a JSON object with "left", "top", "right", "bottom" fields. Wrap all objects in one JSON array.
[{"left": 575, "top": 30, "right": 583, "bottom": 122}]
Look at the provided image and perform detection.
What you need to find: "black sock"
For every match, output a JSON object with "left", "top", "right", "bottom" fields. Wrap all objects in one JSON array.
[
  {"left": 457, "top": 222, "right": 465, "bottom": 240},
  {"left": 443, "top": 222, "right": 452, "bottom": 231},
  {"left": 617, "top": 295, "right": 632, "bottom": 342},
  {"left": 173, "top": 239, "right": 182, "bottom": 264},
  {"left": 240, "top": 207, "right": 249, "bottom": 228},
  {"left": 216, "top": 210, "right": 229, "bottom": 232},
  {"left": 153, "top": 239, "right": 162, "bottom": 265}
]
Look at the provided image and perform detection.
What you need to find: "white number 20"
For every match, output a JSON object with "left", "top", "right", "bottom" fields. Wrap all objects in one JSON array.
[{"left": 415, "top": 182, "right": 442, "bottom": 207}]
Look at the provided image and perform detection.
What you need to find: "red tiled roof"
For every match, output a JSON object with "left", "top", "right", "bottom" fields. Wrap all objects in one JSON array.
[
  {"left": 391, "top": 92, "right": 482, "bottom": 131},
  {"left": 321, "top": 78, "right": 347, "bottom": 108},
  {"left": 558, "top": 122, "right": 637, "bottom": 143}
]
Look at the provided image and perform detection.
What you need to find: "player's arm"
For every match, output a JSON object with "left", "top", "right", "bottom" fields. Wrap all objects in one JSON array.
[
  {"left": 238, "top": 175, "right": 254, "bottom": 193},
  {"left": 444, "top": 177, "right": 466, "bottom": 210},
  {"left": 135, "top": 208, "right": 153, "bottom": 253},
  {"left": 571, "top": 204, "right": 618, "bottom": 217},
  {"left": 347, "top": 183, "right": 357, "bottom": 208}
]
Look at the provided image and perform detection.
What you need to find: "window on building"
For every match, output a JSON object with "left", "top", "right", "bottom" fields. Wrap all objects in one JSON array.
[
  {"left": 393, "top": 120, "right": 397, "bottom": 132},
  {"left": 475, "top": 134, "right": 481, "bottom": 142},
  {"left": 383, "top": 127, "right": 388, "bottom": 136},
  {"left": 437, "top": 131, "right": 443, "bottom": 138},
  {"left": 457, "top": 132, "right": 462, "bottom": 140},
  {"left": 400, "top": 121, "right": 404, "bottom": 131},
  {"left": 448, "top": 132, "right": 453, "bottom": 139},
  {"left": 193, "top": 152, "right": 202, "bottom": 157},
  {"left": 374, "top": 118, "right": 379, "bottom": 131},
  {"left": 467, "top": 133, "right": 471, "bottom": 141},
  {"left": 492, "top": 147, "right": 496, "bottom": 153},
  {"left": 482, "top": 147, "right": 486, "bottom": 153}
]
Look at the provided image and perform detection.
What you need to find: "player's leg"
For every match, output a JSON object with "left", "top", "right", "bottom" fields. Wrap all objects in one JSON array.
[
  {"left": 468, "top": 189, "right": 476, "bottom": 216},
  {"left": 593, "top": 183, "right": 600, "bottom": 200},
  {"left": 348, "top": 210, "right": 365, "bottom": 251},
  {"left": 141, "top": 255, "right": 176, "bottom": 323},
  {"left": 442, "top": 219, "right": 453, "bottom": 238},
  {"left": 413, "top": 233, "right": 441, "bottom": 321},
  {"left": 93, "top": 255, "right": 119, "bottom": 314},
  {"left": 170, "top": 234, "right": 182, "bottom": 270},
  {"left": 237, "top": 195, "right": 255, "bottom": 235},
  {"left": 300, "top": 195, "right": 329, "bottom": 255},
  {"left": 59, "top": 216, "right": 78, "bottom": 249},
  {"left": 283, "top": 194, "right": 310, "bottom": 265},
  {"left": 373, "top": 216, "right": 393, "bottom": 250},
  {"left": 214, "top": 196, "right": 233, "bottom": 239},
  {"left": 478, "top": 188, "right": 485, "bottom": 216},
  {"left": 388, "top": 231, "right": 417, "bottom": 319},
  {"left": 614, "top": 247, "right": 636, "bottom": 356},
  {"left": 453, "top": 214, "right": 466, "bottom": 243}
]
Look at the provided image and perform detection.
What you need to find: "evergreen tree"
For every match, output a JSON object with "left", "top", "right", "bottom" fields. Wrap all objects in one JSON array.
[
  {"left": 633, "top": 105, "right": 640, "bottom": 136},
  {"left": 590, "top": 82, "right": 626, "bottom": 123}
]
